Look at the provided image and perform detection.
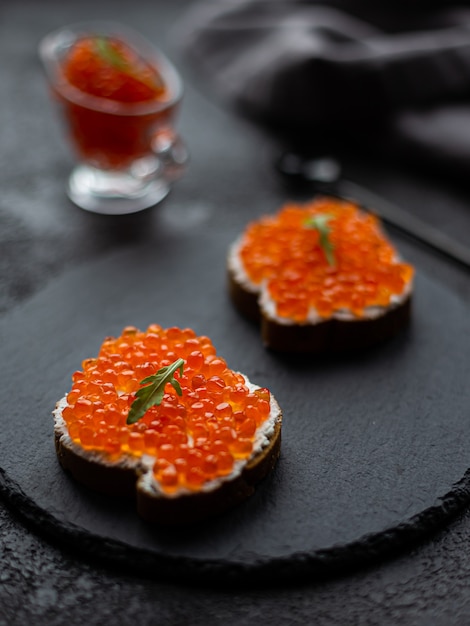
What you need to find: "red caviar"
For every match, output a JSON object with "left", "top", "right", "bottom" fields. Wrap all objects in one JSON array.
[
  {"left": 239, "top": 198, "right": 414, "bottom": 322},
  {"left": 63, "top": 37, "right": 166, "bottom": 102},
  {"left": 56, "top": 35, "right": 175, "bottom": 169},
  {"left": 61, "top": 326, "right": 272, "bottom": 494}
]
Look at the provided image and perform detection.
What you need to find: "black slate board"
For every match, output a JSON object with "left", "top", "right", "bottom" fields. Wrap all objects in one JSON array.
[{"left": 1, "top": 229, "right": 470, "bottom": 585}]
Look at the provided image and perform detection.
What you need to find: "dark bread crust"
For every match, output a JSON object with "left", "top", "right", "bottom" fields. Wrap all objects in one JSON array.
[
  {"left": 261, "top": 296, "right": 411, "bottom": 353},
  {"left": 228, "top": 262, "right": 412, "bottom": 353},
  {"left": 54, "top": 429, "right": 142, "bottom": 498},
  {"left": 54, "top": 401, "right": 282, "bottom": 525},
  {"left": 228, "top": 267, "right": 260, "bottom": 323},
  {"left": 137, "top": 416, "right": 282, "bottom": 524}
]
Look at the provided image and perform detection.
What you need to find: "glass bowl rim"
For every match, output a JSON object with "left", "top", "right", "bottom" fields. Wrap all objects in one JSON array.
[{"left": 38, "top": 20, "right": 184, "bottom": 116}]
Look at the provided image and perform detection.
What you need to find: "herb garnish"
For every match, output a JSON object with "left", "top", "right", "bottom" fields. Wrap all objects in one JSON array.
[
  {"left": 93, "top": 36, "right": 165, "bottom": 92},
  {"left": 95, "top": 37, "right": 127, "bottom": 70},
  {"left": 304, "top": 213, "right": 336, "bottom": 266},
  {"left": 127, "top": 358, "right": 184, "bottom": 425}
]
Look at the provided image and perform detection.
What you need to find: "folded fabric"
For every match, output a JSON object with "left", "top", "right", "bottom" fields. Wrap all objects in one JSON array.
[{"left": 177, "top": 0, "right": 470, "bottom": 175}]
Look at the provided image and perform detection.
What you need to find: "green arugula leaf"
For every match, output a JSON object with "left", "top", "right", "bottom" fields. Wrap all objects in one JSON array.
[
  {"left": 127, "top": 358, "right": 184, "bottom": 425},
  {"left": 95, "top": 37, "right": 127, "bottom": 70},
  {"left": 93, "top": 36, "right": 165, "bottom": 93},
  {"left": 304, "top": 213, "right": 336, "bottom": 266}
]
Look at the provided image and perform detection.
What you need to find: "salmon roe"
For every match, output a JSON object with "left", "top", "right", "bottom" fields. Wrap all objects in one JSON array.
[
  {"left": 57, "top": 35, "right": 174, "bottom": 170},
  {"left": 239, "top": 198, "right": 414, "bottom": 322},
  {"left": 63, "top": 36, "right": 167, "bottom": 103},
  {"left": 61, "top": 325, "right": 272, "bottom": 494}
]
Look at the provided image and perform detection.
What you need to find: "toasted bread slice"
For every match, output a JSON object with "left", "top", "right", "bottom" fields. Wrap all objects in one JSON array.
[
  {"left": 53, "top": 325, "right": 282, "bottom": 524},
  {"left": 228, "top": 198, "right": 414, "bottom": 352}
]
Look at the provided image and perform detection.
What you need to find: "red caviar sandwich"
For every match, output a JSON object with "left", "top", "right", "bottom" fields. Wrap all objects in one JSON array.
[
  {"left": 53, "top": 325, "right": 282, "bottom": 524},
  {"left": 228, "top": 197, "right": 414, "bottom": 352}
]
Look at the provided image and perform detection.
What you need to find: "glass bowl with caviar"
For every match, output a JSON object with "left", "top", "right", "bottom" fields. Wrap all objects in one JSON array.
[{"left": 39, "top": 22, "right": 187, "bottom": 214}]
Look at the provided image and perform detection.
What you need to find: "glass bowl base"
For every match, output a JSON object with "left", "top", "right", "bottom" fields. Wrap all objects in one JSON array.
[{"left": 67, "top": 164, "right": 170, "bottom": 215}]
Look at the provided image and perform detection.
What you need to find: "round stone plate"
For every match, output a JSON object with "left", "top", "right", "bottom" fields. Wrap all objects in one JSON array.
[{"left": 1, "top": 231, "right": 469, "bottom": 585}]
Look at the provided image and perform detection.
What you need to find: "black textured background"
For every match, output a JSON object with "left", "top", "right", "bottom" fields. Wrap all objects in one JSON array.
[{"left": 2, "top": 0, "right": 470, "bottom": 624}]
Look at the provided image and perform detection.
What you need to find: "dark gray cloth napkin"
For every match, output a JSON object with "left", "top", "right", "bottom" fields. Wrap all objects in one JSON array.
[{"left": 177, "top": 0, "right": 470, "bottom": 175}]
